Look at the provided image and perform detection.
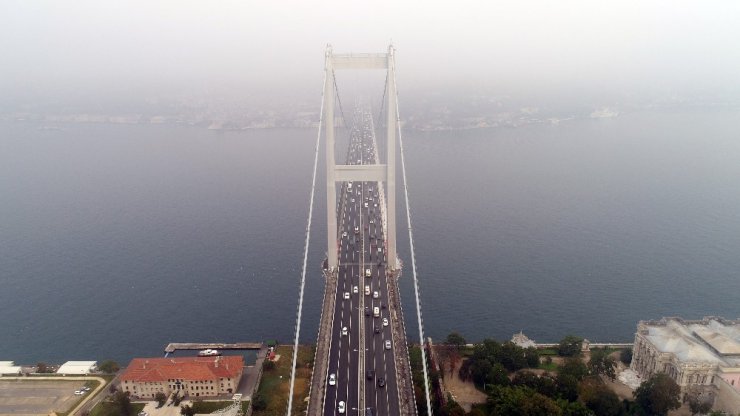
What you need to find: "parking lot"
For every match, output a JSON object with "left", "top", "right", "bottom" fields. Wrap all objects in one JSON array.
[{"left": 0, "top": 379, "right": 86, "bottom": 415}]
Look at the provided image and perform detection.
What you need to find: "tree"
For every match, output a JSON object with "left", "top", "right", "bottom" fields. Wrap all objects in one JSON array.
[
  {"left": 558, "top": 335, "right": 584, "bottom": 357},
  {"left": 36, "top": 362, "right": 48, "bottom": 373},
  {"left": 559, "top": 358, "right": 589, "bottom": 382},
  {"left": 180, "top": 405, "right": 195, "bottom": 416},
  {"left": 589, "top": 349, "right": 618, "bottom": 380},
  {"left": 155, "top": 392, "right": 167, "bottom": 407},
  {"left": 633, "top": 373, "right": 680, "bottom": 416},
  {"left": 688, "top": 397, "right": 712, "bottom": 416},
  {"left": 252, "top": 392, "right": 267, "bottom": 411},
  {"left": 446, "top": 332, "right": 466, "bottom": 349},
  {"left": 619, "top": 348, "right": 633, "bottom": 365},
  {"left": 99, "top": 360, "right": 120, "bottom": 374},
  {"left": 580, "top": 382, "right": 623, "bottom": 416},
  {"left": 487, "top": 385, "right": 562, "bottom": 416},
  {"left": 110, "top": 390, "right": 133, "bottom": 416},
  {"left": 557, "top": 399, "right": 593, "bottom": 416}
]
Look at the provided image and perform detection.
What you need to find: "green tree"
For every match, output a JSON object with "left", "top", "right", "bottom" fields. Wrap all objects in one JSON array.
[
  {"left": 111, "top": 390, "right": 133, "bottom": 416},
  {"left": 589, "top": 349, "right": 618, "bottom": 380},
  {"left": 99, "top": 360, "right": 120, "bottom": 374},
  {"left": 446, "top": 332, "right": 466, "bottom": 349},
  {"left": 252, "top": 392, "right": 267, "bottom": 411},
  {"left": 487, "top": 385, "right": 563, "bottom": 416},
  {"left": 557, "top": 399, "right": 593, "bottom": 416},
  {"left": 619, "top": 348, "right": 633, "bottom": 365},
  {"left": 180, "top": 405, "right": 195, "bottom": 416},
  {"left": 560, "top": 358, "right": 589, "bottom": 381},
  {"left": 155, "top": 392, "right": 167, "bottom": 407},
  {"left": 558, "top": 335, "right": 583, "bottom": 357},
  {"left": 524, "top": 347, "right": 540, "bottom": 368},
  {"left": 580, "top": 382, "right": 623, "bottom": 416},
  {"left": 633, "top": 373, "right": 680, "bottom": 416}
]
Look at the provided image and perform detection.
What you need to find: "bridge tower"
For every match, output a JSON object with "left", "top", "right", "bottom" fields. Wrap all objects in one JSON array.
[{"left": 324, "top": 45, "right": 398, "bottom": 271}]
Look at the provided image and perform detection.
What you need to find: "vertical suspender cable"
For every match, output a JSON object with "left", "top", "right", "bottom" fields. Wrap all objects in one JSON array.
[
  {"left": 287, "top": 69, "right": 327, "bottom": 416},
  {"left": 393, "top": 63, "right": 433, "bottom": 415}
]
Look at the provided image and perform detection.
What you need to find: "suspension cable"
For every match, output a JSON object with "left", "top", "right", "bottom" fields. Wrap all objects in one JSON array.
[
  {"left": 332, "top": 70, "right": 349, "bottom": 129},
  {"left": 286, "top": 67, "right": 327, "bottom": 416},
  {"left": 393, "top": 60, "right": 433, "bottom": 416}
]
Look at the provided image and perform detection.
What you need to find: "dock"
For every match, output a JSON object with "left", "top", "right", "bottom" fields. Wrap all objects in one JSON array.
[{"left": 164, "top": 342, "right": 263, "bottom": 354}]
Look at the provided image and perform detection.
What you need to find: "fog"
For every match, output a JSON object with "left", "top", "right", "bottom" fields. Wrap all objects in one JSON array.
[{"left": 2, "top": 0, "right": 740, "bottom": 108}]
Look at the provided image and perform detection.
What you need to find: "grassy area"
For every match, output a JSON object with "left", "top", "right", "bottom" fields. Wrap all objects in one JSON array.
[
  {"left": 89, "top": 401, "right": 145, "bottom": 416},
  {"left": 252, "top": 345, "right": 314, "bottom": 416},
  {"left": 538, "top": 361, "right": 559, "bottom": 372},
  {"left": 537, "top": 348, "right": 558, "bottom": 356}
]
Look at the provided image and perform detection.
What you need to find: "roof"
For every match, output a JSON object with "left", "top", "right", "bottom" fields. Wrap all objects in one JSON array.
[
  {"left": 57, "top": 361, "right": 97, "bottom": 374},
  {"left": 121, "top": 356, "right": 243, "bottom": 383},
  {"left": 0, "top": 362, "right": 21, "bottom": 375},
  {"left": 642, "top": 318, "right": 740, "bottom": 366}
]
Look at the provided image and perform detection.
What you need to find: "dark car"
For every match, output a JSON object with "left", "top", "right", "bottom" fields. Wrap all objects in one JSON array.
[
  {"left": 364, "top": 307, "right": 370, "bottom": 316},
  {"left": 366, "top": 370, "right": 375, "bottom": 380},
  {"left": 377, "top": 377, "right": 385, "bottom": 388},
  {"left": 374, "top": 326, "right": 380, "bottom": 334}
]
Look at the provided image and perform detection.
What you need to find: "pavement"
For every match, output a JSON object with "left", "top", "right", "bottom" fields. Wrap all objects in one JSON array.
[{"left": 0, "top": 376, "right": 106, "bottom": 416}]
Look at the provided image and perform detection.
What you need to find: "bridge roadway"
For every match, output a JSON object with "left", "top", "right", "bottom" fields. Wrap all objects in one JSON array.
[{"left": 323, "top": 109, "right": 400, "bottom": 416}]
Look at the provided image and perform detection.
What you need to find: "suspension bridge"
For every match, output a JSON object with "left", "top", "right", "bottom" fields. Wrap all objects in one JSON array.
[{"left": 285, "top": 45, "right": 431, "bottom": 416}]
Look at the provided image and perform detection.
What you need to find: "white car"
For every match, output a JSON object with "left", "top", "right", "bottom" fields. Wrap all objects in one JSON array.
[
  {"left": 353, "top": 285, "right": 358, "bottom": 294},
  {"left": 341, "top": 326, "right": 348, "bottom": 336},
  {"left": 342, "top": 231, "right": 347, "bottom": 237},
  {"left": 385, "top": 340, "right": 392, "bottom": 350},
  {"left": 370, "top": 219, "right": 374, "bottom": 224},
  {"left": 383, "top": 318, "right": 389, "bottom": 327},
  {"left": 343, "top": 292, "right": 350, "bottom": 300},
  {"left": 338, "top": 401, "right": 346, "bottom": 414},
  {"left": 372, "top": 291, "right": 379, "bottom": 299},
  {"left": 74, "top": 390, "right": 84, "bottom": 395},
  {"left": 365, "top": 285, "right": 370, "bottom": 296},
  {"left": 364, "top": 202, "right": 369, "bottom": 208},
  {"left": 329, "top": 373, "right": 336, "bottom": 386}
]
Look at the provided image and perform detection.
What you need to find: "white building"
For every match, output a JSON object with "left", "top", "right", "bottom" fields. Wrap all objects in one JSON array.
[
  {"left": 631, "top": 316, "right": 740, "bottom": 413},
  {"left": 57, "top": 361, "right": 97, "bottom": 375},
  {"left": 0, "top": 361, "right": 22, "bottom": 375}
]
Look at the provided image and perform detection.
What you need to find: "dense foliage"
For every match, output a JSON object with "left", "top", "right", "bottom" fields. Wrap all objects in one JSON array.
[
  {"left": 558, "top": 335, "right": 584, "bottom": 357},
  {"left": 459, "top": 339, "right": 539, "bottom": 387},
  {"left": 633, "top": 373, "right": 680, "bottom": 416}
]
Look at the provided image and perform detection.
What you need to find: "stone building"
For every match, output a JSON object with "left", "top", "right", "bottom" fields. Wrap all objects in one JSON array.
[
  {"left": 631, "top": 316, "right": 740, "bottom": 413},
  {"left": 120, "top": 356, "right": 243, "bottom": 399}
]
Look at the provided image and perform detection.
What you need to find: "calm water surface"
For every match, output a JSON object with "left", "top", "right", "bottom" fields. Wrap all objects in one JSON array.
[{"left": 1, "top": 109, "right": 739, "bottom": 364}]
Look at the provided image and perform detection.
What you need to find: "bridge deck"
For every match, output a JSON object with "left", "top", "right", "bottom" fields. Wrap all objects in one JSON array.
[{"left": 164, "top": 342, "right": 263, "bottom": 353}]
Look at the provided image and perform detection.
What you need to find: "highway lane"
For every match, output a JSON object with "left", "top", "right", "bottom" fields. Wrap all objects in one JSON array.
[{"left": 324, "top": 108, "right": 400, "bottom": 416}]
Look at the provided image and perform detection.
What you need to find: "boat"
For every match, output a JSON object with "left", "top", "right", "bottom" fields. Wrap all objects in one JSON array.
[{"left": 197, "top": 349, "right": 222, "bottom": 357}]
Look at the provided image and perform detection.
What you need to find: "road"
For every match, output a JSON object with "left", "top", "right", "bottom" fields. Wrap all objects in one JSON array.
[{"left": 323, "top": 108, "right": 400, "bottom": 416}]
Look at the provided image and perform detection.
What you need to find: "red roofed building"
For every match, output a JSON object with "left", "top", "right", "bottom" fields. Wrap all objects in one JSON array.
[{"left": 120, "top": 356, "right": 243, "bottom": 398}]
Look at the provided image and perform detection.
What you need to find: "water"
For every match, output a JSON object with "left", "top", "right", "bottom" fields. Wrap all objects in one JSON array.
[{"left": 1, "top": 109, "right": 739, "bottom": 364}]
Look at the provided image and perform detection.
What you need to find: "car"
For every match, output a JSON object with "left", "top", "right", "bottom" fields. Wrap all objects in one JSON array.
[
  {"left": 342, "top": 231, "right": 347, "bottom": 237},
  {"left": 385, "top": 340, "right": 392, "bottom": 350},
  {"left": 82, "top": 386, "right": 91, "bottom": 392},
  {"left": 372, "top": 291, "right": 379, "bottom": 299},
  {"left": 338, "top": 401, "right": 346, "bottom": 414},
  {"left": 351, "top": 198, "right": 355, "bottom": 203},
  {"left": 366, "top": 370, "right": 375, "bottom": 380},
  {"left": 353, "top": 285, "right": 358, "bottom": 294},
  {"left": 364, "top": 202, "right": 369, "bottom": 208},
  {"left": 342, "top": 326, "right": 348, "bottom": 336},
  {"left": 374, "top": 203, "right": 378, "bottom": 207},
  {"left": 383, "top": 318, "right": 389, "bottom": 327},
  {"left": 365, "top": 268, "right": 371, "bottom": 277},
  {"left": 369, "top": 219, "right": 374, "bottom": 224},
  {"left": 364, "top": 307, "right": 370, "bottom": 316},
  {"left": 343, "top": 292, "right": 350, "bottom": 300},
  {"left": 373, "top": 306, "right": 380, "bottom": 317},
  {"left": 377, "top": 377, "right": 385, "bottom": 388},
  {"left": 329, "top": 373, "right": 336, "bottom": 386},
  {"left": 374, "top": 326, "right": 380, "bottom": 334},
  {"left": 74, "top": 390, "right": 83, "bottom": 395}
]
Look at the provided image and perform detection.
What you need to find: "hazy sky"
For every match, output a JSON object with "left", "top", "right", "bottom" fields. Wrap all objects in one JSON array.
[{"left": 2, "top": 1, "right": 740, "bottom": 104}]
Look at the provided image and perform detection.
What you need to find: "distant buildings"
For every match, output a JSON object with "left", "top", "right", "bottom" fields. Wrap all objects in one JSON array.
[
  {"left": 631, "top": 316, "right": 740, "bottom": 412},
  {"left": 120, "top": 356, "right": 243, "bottom": 399}
]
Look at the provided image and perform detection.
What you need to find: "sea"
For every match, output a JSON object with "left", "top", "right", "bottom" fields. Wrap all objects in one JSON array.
[{"left": 1, "top": 108, "right": 739, "bottom": 365}]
